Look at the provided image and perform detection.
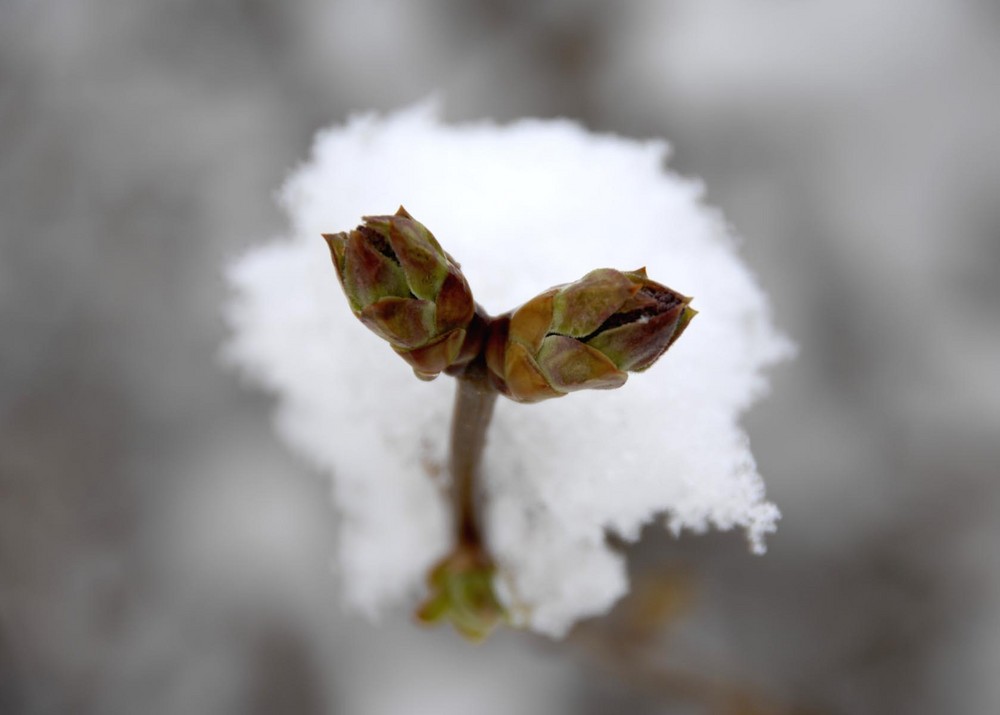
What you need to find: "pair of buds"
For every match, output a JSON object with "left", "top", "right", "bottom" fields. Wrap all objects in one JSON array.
[{"left": 323, "top": 207, "right": 696, "bottom": 401}]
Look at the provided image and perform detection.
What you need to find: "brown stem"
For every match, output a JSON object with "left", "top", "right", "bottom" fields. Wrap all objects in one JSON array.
[
  {"left": 569, "top": 624, "right": 823, "bottom": 715},
  {"left": 449, "top": 357, "right": 498, "bottom": 548}
]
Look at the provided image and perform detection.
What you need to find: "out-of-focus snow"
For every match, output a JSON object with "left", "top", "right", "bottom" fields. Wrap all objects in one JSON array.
[{"left": 225, "top": 104, "right": 790, "bottom": 636}]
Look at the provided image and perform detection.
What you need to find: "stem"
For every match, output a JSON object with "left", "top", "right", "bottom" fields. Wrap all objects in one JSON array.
[{"left": 449, "top": 359, "right": 498, "bottom": 548}]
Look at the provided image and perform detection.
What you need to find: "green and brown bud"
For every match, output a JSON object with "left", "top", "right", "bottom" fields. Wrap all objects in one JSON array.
[
  {"left": 485, "top": 268, "right": 696, "bottom": 402},
  {"left": 323, "top": 207, "right": 477, "bottom": 380},
  {"left": 415, "top": 544, "right": 505, "bottom": 641}
]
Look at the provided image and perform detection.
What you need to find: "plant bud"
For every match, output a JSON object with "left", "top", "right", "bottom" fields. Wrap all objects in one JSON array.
[
  {"left": 323, "top": 207, "right": 476, "bottom": 380},
  {"left": 415, "top": 545, "right": 504, "bottom": 641},
  {"left": 486, "top": 268, "right": 695, "bottom": 402}
]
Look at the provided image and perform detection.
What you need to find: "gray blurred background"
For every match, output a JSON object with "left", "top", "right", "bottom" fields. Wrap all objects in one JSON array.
[{"left": 2, "top": 1, "right": 999, "bottom": 713}]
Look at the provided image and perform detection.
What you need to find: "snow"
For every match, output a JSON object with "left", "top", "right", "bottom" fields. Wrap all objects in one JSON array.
[{"left": 224, "top": 103, "right": 792, "bottom": 636}]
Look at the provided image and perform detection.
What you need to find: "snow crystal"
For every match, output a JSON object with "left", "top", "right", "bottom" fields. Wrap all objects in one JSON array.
[{"left": 224, "top": 103, "right": 792, "bottom": 636}]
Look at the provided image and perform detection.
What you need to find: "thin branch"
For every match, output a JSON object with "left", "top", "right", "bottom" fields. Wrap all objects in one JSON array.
[{"left": 449, "top": 357, "right": 498, "bottom": 548}]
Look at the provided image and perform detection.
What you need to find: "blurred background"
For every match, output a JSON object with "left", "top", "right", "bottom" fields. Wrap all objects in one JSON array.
[{"left": 2, "top": 1, "right": 999, "bottom": 713}]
